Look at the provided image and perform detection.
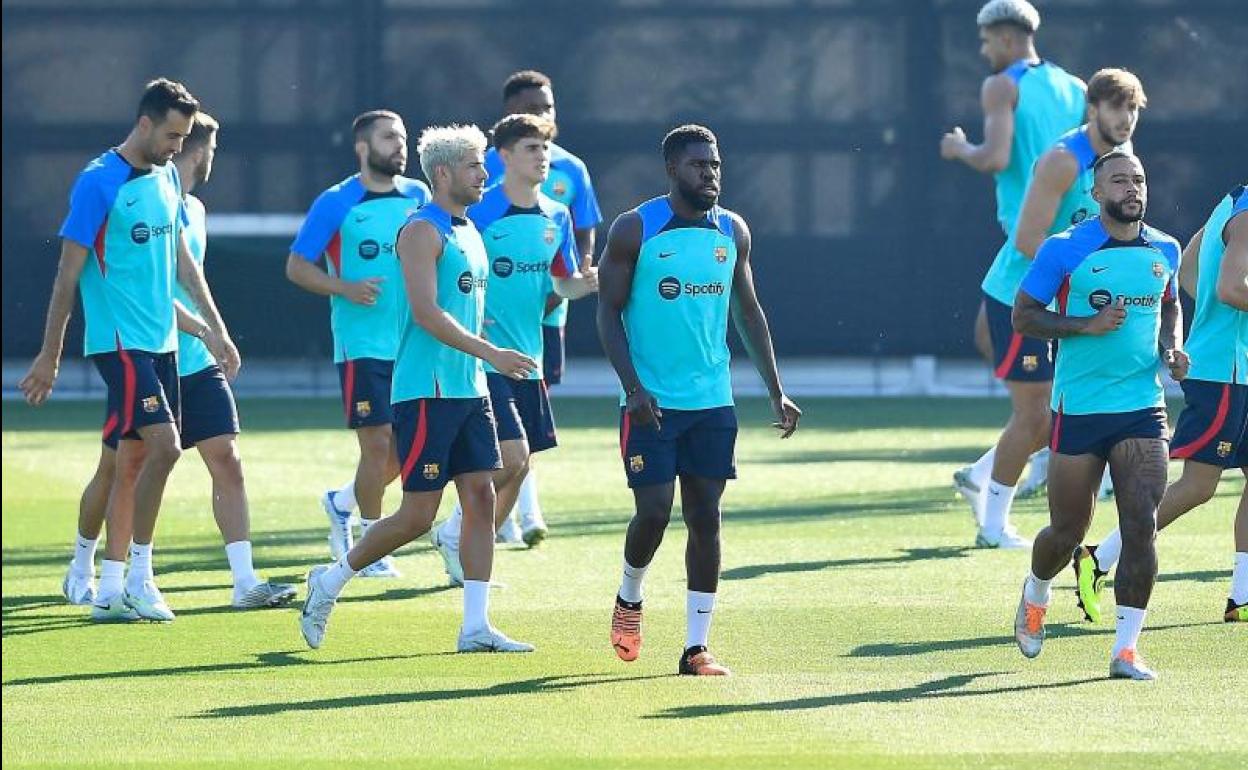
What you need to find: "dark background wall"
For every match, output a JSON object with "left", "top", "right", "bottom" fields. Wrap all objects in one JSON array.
[{"left": 3, "top": 0, "right": 1245, "bottom": 362}]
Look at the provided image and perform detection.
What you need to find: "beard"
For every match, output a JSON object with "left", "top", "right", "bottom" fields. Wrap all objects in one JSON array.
[
  {"left": 367, "top": 149, "right": 405, "bottom": 177},
  {"left": 675, "top": 179, "right": 717, "bottom": 212},
  {"left": 1104, "top": 197, "right": 1145, "bottom": 223}
]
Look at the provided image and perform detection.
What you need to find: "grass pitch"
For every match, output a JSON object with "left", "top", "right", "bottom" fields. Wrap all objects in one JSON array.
[{"left": 2, "top": 397, "right": 1243, "bottom": 769}]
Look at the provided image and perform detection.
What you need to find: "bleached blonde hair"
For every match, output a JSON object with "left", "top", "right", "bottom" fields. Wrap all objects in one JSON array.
[
  {"left": 976, "top": 0, "right": 1040, "bottom": 33},
  {"left": 417, "top": 124, "right": 488, "bottom": 186}
]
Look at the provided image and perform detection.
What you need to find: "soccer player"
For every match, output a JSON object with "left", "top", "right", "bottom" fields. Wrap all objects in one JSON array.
[
  {"left": 300, "top": 124, "right": 538, "bottom": 653},
  {"left": 20, "top": 78, "right": 240, "bottom": 622},
  {"left": 941, "top": 0, "right": 1085, "bottom": 546},
  {"left": 431, "top": 114, "right": 598, "bottom": 582},
  {"left": 484, "top": 70, "right": 603, "bottom": 543},
  {"left": 967, "top": 69, "right": 1145, "bottom": 543},
  {"left": 1075, "top": 184, "right": 1248, "bottom": 623},
  {"left": 597, "top": 125, "right": 802, "bottom": 676},
  {"left": 1010, "top": 152, "right": 1184, "bottom": 680},
  {"left": 286, "top": 110, "right": 430, "bottom": 576},
  {"left": 57, "top": 112, "right": 295, "bottom": 612}
]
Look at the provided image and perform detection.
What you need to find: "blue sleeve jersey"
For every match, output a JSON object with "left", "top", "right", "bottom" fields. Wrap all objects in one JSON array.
[
  {"left": 1021, "top": 217, "right": 1181, "bottom": 415},
  {"left": 290, "top": 175, "right": 430, "bottom": 362},
  {"left": 60, "top": 150, "right": 186, "bottom": 356}
]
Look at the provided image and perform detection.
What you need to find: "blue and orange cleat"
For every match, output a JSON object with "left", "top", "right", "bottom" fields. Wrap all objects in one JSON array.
[{"left": 611, "top": 595, "right": 642, "bottom": 662}]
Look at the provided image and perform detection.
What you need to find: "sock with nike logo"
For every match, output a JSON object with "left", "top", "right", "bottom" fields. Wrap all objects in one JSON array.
[
  {"left": 982, "top": 480, "right": 1016, "bottom": 536},
  {"left": 686, "top": 590, "right": 716, "bottom": 648}
]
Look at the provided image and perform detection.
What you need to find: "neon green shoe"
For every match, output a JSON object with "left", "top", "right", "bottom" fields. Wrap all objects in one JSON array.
[
  {"left": 1225, "top": 599, "right": 1247, "bottom": 623},
  {"left": 1072, "top": 545, "right": 1107, "bottom": 623}
]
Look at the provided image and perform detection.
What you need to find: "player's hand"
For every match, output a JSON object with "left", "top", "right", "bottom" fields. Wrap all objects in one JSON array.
[
  {"left": 488, "top": 348, "right": 538, "bottom": 380},
  {"left": 771, "top": 393, "right": 802, "bottom": 438},
  {"left": 578, "top": 255, "right": 599, "bottom": 293},
  {"left": 219, "top": 335, "right": 242, "bottom": 381},
  {"left": 626, "top": 387, "right": 662, "bottom": 431},
  {"left": 1163, "top": 348, "right": 1190, "bottom": 381},
  {"left": 18, "top": 351, "right": 60, "bottom": 406},
  {"left": 342, "top": 277, "right": 383, "bottom": 306},
  {"left": 1084, "top": 297, "right": 1127, "bottom": 335},
  {"left": 940, "top": 126, "right": 968, "bottom": 160}
]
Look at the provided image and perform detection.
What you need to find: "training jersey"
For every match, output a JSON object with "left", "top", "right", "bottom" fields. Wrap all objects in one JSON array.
[
  {"left": 622, "top": 196, "right": 738, "bottom": 410},
  {"left": 485, "top": 142, "right": 601, "bottom": 327},
  {"left": 1021, "top": 217, "right": 1181, "bottom": 415},
  {"left": 173, "top": 194, "right": 215, "bottom": 376},
  {"left": 467, "top": 184, "right": 578, "bottom": 379},
  {"left": 1186, "top": 185, "right": 1248, "bottom": 384},
  {"left": 59, "top": 149, "right": 188, "bottom": 356},
  {"left": 391, "top": 202, "right": 489, "bottom": 402},
  {"left": 983, "top": 125, "right": 1130, "bottom": 305},
  {"left": 291, "top": 174, "right": 430, "bottom": 363},
  {"left": 992, "top": 59, "right": 1086, "bottom": 237}
]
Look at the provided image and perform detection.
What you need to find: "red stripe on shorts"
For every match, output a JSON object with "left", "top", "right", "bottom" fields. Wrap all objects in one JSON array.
[
  {"left": 1171, "top": 383, "right": 1231, "bottom": 459},
  {"left": 399, "top": 400, "right": 429, "bottom": 483}
]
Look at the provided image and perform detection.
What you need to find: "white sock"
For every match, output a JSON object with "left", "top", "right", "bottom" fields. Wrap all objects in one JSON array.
[
  {"left": 1231, "top": 552, "right": 1248, "bottom": 605},
  {"left": 686, "top": 590, "right": 716, "bottom": 648},
  {"left": 462, "top": 579, "right": 490, "bottom": 635},
  {"left": 441, "top": 503, "right": 464, "bottom": 547},
  {"left": 1095, "top": 528, "right": 1123, "bottom": 573},
  {"left": 332, "top": 481, "right": 357, "bottom": 513},
  {"left": 99, "top": 559, "right": 125, "bottom": 601},
  {"left": 1024, "top": 571, "right": 1052, "bottom": 606},
  {"left": 320, "top": 556, "right": 356, "bottom": 598},
  {"left": 1025, "top": 448, "right": 1050, "bottom": 487},
  {"left": 1113, "top": 605, "right": 1147, "bottom": 656},
  {"left": 983, "top": 480, "right": 1016, "bottom": 534},
  {"left": 970, "top": 447, "right": 996, "bottom": 487},
  {"left": 125, "top": 542, "right": 153, "bottom": 591},
  {"left": 516, "top": 472, "right": 541, "bottom": 521},
  {"left": 224, "top": 541, "right": 260, "bottom": 593},
  {"left": 71, "top": 534, "right": 98, "bottom": 575},
  {"left": 618, "top": 560, "right": 648, "bottom": 604}
]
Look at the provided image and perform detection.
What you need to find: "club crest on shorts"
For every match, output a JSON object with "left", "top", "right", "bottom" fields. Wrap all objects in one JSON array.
[
  {"left": 1152, "top": 261, "right": 1164, "bottom": 278},
  {"left": 1218, "top": 441, "right": 1233, "bottom": 458},
  {"left": 714, "top": 246, "right": 728, "bottom": 263},
  {"left": 355, "top": 400, "right": 372, "bottom": 418},
  {"left": 141, "top": 396, "right": 161, "bottom": 413},
  {"left": 423, "top": 463, "right": 440, "bottom": 480},
  {"left": 1022, "top": 355, "right": 1038, "bottom": 372},
  {"left": 544, "top": 226, "right": 557, "bottom": 245},
  {"left": 628, "top": 454, "right": 644, "bottom": 473}
]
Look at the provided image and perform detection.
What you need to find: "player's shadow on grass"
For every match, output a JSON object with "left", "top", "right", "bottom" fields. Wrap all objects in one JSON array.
[
  {"left": 754, "top": 446, "right": 990, "bottom": 465},
  {"left": 846, "top": 620, "right": 1223, "bottom": 659},
  {"left": 721, "top": 546, "right": 975, "bottom": 582},
  {"left": 191, "top": 673, "right": 673, "bottom": 719},
  {"left": 644, "top": 672, "right": 1101, "bottom": 719}
]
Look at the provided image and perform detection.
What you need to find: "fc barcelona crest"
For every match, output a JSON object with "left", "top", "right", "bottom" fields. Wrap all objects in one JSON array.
[
  {"left": 544, "top": 226, "right": 557, "bottom": 245},
  {"left": 423, "top": 463, "right": 440, "bottom": 480},
  {"left": 1152, "top": 262, "right": 1164, "bottom": 278},
  {"left": 714, "top": 246, "right": 728, "bottom": 263},
  {"left": 142, "top": 396, "right": 161, "bottom": 413},
  {"left": 1217, "top": 441, "right": 1233, "bottom": 459},
  {"left": 355, "top": 400, "right": 372, "bottom": 418},
  {"left": 628, "top": 454, "right": 645, "bottom": 473},
  {"left": 1022, "top": 355, "right": 1038, "bottom": 372}
]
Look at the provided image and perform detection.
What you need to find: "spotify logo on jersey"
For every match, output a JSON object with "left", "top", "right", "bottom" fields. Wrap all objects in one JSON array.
[
  {"left": 458, "top": 271, "right": 475, "bottom": 294},
  {"left": 493, "top": 257, "right": 515, "bottom": 278},
  {"left": 131, "top": 223, "right": 151, "bottom": 244},
  {"left": 358, "top": 239, "right": 380, "bottom": 259},
  {"left": 658, "top": 276, "right": 682, "bottom": 300},
  {"left": 1089, "top": 289, "right": 1113, "bottom": 310}
]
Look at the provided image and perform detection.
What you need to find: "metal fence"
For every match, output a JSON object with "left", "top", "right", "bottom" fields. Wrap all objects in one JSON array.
[{"left": 3, "top": 0, "right": 1245, "bottom": 362}]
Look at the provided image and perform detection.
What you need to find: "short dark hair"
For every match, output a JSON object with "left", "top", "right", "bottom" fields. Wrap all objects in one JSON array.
[
  {"left": 352, "top": 109, "right": 402, "bottom": 143},
  {"left": 662, "top": 124, "right": 717, "bottom": 163},
  {"left": 503, "top": 70, "right": 552, "bottom": 103},
  {"left": 182, "top": 111, "right": 219, "bottom": 152},
  {"left": 1093, "top": 150, "right": 1139, "bottom": 175},
  {"left": 137, "top": 78, "right": 198, "bottom": 124},
  {"left": 491, "top": 113, "right": 556, "bottom": 151}
]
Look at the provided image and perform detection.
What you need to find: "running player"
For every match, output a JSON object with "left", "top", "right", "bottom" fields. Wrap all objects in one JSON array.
[
  {"left": 432, "top": 114, "right": 598, "bottom": 582},
  {"left": 1075, "top": 183, "right": 1248, "bottom": 623},
  {"left": 969, "top": 69, "right": 1145, "bottom": 543},
  {"left": 484, "top": 70, "right": 603, "bottom": 543},
  {"left": 598, "top": 125, "right": 802, "bottom": 676},
  {"left": 300, "top": 124, "right": 537, "bottom": 653},
  {"left": 1011, "top": 152, "right": 1184, "bottom": 680},
  {"left": 941, "top": 0, "right": 1085, "bottom": 544},
  {"left": 287, "top": 110, "right": 430, "bottom": 577},
  {"left": 20, "top": 78, "right": 240, "bottom": 622},
  {"left": 58, "top": 112, "right": 294, "bottom": 611}
]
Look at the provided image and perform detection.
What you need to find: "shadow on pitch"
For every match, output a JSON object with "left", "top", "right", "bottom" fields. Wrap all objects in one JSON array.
[
  {"left": 191, "top": 673, "right": 672, "bottom": 719},
  {"left": 644, "top": 671, "right": 1102, "bottom": 719},
  {"left": 721, "top": 546, "right": 975, "bottom": 582},
  {"left": 754, "top": 445, "right": 989, "bottom": 466}
]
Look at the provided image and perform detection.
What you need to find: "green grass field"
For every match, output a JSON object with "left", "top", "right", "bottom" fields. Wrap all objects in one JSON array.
[{"left": 2, "top": 396, "right": 1244, "bottom": 769}]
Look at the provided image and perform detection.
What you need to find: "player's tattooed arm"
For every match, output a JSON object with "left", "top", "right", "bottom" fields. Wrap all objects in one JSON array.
[
  {"left": 176, "top": 232, "right": 241, "bottom": 378},
  {"left": 728, "top": 215, "right": 800, "bottom": 438},
  {"left": 596, "top": 211, "right": 660, "bottom": 427},
  {"left": 1217, "top": 212, "right": 1248, "bottom": 310},
  {"left": 19, "top": 239, "right": 89, "bottom": 405},
  {"left": 1012, "top": 291, "right": 1126, "bottom": 339}
]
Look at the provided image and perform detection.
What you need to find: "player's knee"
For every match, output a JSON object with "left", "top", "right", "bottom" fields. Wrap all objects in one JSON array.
[
  {"left": 206, "top": 447, "right": 245, "bottom": 488},
  {"left": 1118, "top": 513, "right": 1157, "bottom": 546},
  {"left": 683, "top": 506, "right": 721, "bottom": 539},
  {"left": 459, "top": 479, "right": 497, "bottom": 522},
  {"left": 358, "top": 431, "right": 393, "bottom": 467},
  {"left": 143, "top": 438, "right": 182, "bottom": 471},
  {"left": 395, "top": 509, "right": 434, "bottom": 540}
]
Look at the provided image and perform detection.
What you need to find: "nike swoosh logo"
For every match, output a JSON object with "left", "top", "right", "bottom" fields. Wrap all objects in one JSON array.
[
  {"left": 125, "top": 198, "right": 138, "bottom": 207},
  {"left": 491, "top": 233, "right": 510, "bottom": 240},
  {"left": 696, "top": 609, "right": 712, "bottom": 614},
  {"left": 658, "top": 251, "right": 675, "bottom": 259},
  {"left": 354, "top": 215, "right": 371, "bottom": 223},
  {"left": 1091, "top": 266, "right": 1109, "bottom": 273}
]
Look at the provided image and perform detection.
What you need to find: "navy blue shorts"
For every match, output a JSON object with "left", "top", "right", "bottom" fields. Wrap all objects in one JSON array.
[
  {"left": 985, "top": 294, "right": 1053, "bottom": 382},
  {"left": 395, "top": 397, "right": 503, "bottom": 492},
  {"left": 619, "top": 406, "right": 737, "bottom": 488},
  {"left": 337, "top": 358, "right": 394, "bottom": 429},
  {"left": 179, "top": 365, "right": 240, "bottom": 449},
  {"left": 1050, "top": 406, "right": 1169, "bottom": 459},
  {"left": 542, "top": 324, "right": 565, "bottom": 385},
  {"left": 1170, "top": 379, "right": 1248, "bottom": 469},
  {"left": 486, "top": 373, "right": 557, "bottom": 453},
  {"left": 93, "top": 350, "right": 180, "bottom": 449}
]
